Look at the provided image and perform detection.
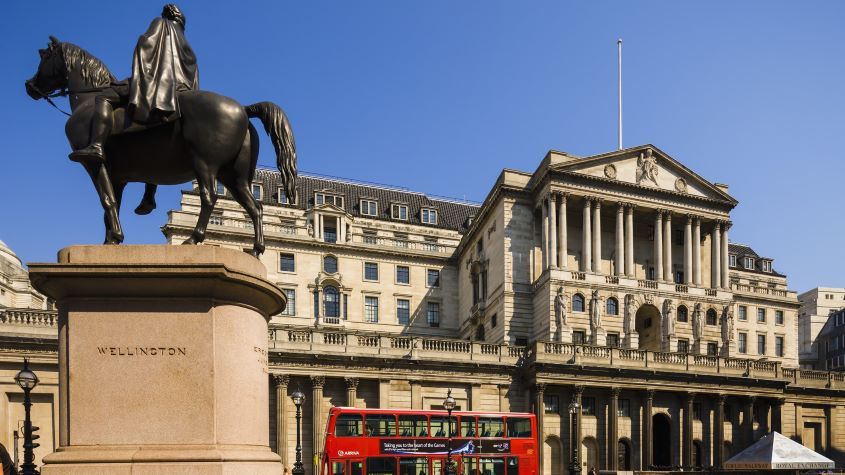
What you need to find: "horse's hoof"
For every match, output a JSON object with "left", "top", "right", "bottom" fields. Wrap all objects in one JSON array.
[{"left": 134, "top": 200, "right": 156, "bottom": 215}]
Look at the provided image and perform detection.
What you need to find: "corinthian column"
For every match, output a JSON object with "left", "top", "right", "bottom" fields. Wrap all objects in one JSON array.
[
  {"left": 311, "top": 375, "right": 326, "bottom": 466},
  {"left": 616, "top": 203, "right": 625, "bottom": 276},
  {"left": 711, "top": 222, "right": 721, "bottom": 289},
  {"left": 549, "top": 194, "right": 558, "bottom": 269},
  {"left": 684, "top": 216, "right": 693, "bottom": 284},
  {"left": 693, "top": 218, "right": 702, "bottom": 286},
  {"left": 663, "top": 212, "right": 673, "bottom": 282},
  {"left": 583, "top": 199, "right": 592, "bottom": 272},
  {"left": 593, "top": 200, "right": 602, "bottom": 273},
  {"left": 345, "top": 377, "right": 359, "bottom": 408},
  {"left": 273, "top": 374, "right": 289, "bottom": 463},
  {"left": 625, "top": 205, "right": 634, "bottom": 277},
  {"left": 609, "top": 387, "right": 621, "bottom": 470},
  {"left": 721, "top": 221, "right": 730, "bottom": 289},
  {"left": 558, "top": 194, "right": 568, "bottom": 269},
  {"left": 541, "top": 199, "right": 549, "bottom": 271},
  {"left": 654, "top": 211, "right": 663, "bottom": 281}
]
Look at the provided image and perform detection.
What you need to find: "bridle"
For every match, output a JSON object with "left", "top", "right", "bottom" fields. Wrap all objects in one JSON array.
[{"left": 29, "top": 47, "right": 110, "bottom": 117}]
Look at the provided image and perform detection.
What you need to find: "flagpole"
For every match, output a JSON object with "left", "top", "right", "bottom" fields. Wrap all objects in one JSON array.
[{"left": 617, "top": 38, "right": 623, "bottom": 150}]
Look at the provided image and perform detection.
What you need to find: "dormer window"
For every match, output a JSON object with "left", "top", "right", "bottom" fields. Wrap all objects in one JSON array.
[
  {"left": 762, "top": 260, "right": 772, "bottom": 273},
  {"left": 251, "top": 183, "right": 263, "bottom": 200},
  {"left": 744, "top": 257, "right": 755, "bottom": 270},
  {"left": 277, "top": 188, "right": 290, "bottom": 204},
  {"left": 315, "top": 192, "right": 344, "bottom": 208},
  {"left": 729, "top": 254, "right": 736, "bottom": 267},
  {"left": 391, "top": 204, "right": 408, "bottom": 220},
  {"left": 421, "top": 208, "right": 438, "bottom": 225},
  {"left": 360, "top": 199, "right": 378, "bottom": 217}
]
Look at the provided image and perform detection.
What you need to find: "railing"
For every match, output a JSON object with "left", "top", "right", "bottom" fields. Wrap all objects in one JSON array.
[
  {"left": 731, "top": 283, "right": 789, "bottom": 298},
  {"left": 675, "top": 284, "right": 688, "bottom": 293},
  {"left": 0, "top": 309, "right": 57, "bottom": 327},
  {"left": 638, "top": 280, "right": 658, "bottom": 289},
  {"left": 351, "top": 234, "right": 450, "bottom": 254},
  {"left": 705, "top": 289, "right": 718, "bottom": 297},
  {"left": 605, "top": 276, "right": 619, "bottom": 284},
  {"left": 570, "top": 272, "right": 586, "bottom": 281}
]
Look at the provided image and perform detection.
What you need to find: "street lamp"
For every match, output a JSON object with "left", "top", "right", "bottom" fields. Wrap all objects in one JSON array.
[
  {"left": 15, "top": 359, "right": 39, "bottom": 475},
  {"left": 290, "top": 389, "right": 306, "bottom": 475},
  {"left": 443, "top": 389, "right": 457, "bottom": 475},
  {"left": 568, "top": 401, "right": 581, "bottom": 475}
]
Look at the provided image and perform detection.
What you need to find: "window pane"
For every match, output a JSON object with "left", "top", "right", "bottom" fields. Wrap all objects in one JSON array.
[
  {"left": 396, "top": 266, "right": 410, "bottom": 284},
  {"left": 281, "top": 289, "right": 296, "bottom": 316},
  {"left": 332, "top": 461, "right": 346, "bottom": 475},
  {"left": 399, "top": 415, "right": 428, "bottom": 437},
  {"left": 776, "top": 311, "right": 784, "bottom": 325},
  {"left": 427, "top": 302, "right": 440, "bottom": 327},
  {"left": 478, "top": 458, "right": 505, "bottom": 475},
  {"left": 506, "top": 418, "right": 531, "bottom": 438},
  {"left": 335, "top": 413, "right": 363, "bottom": 437},
  {"left": 280, "top": 253, "right": 295, "bottom": 272},
  {"left": 573, "top": 295, "right": 584, "bottom": 312},
  {"left": 478, "top": 417, "right": 504, "bottom": 437},
  {"left": 607, "top": 298, "right": 618, "bottom": 315},
  {"left": 582, "top": 397, "right": 596, "bottom": 416},
  {"left": 252, "top": 184, "right": 262, "bottom": 200},
  {"left": 398, "top": 458, "right": 428, "bottom": 475},
  {"left": 427, "top": 269, "right": 440, "bottom": 287},
  {"left": 365, "top": 415, "right": 396, "bottom": 437},
  {"left": 324, "top": 286, "right": 340, "bottom": 318},
  {"left": 324, "top": 255, "right": 338, "bottom": 273},
  {"left": 365, "top": 296, "right": 379, "bottom": 323},
  {"left": 364, "top": 262, "right": 379, "bottom": 280},
  {"left": 460, "top": 416, "right": 477, "bottom": 437},
  {"left": 366, "top": 457, "right": 396, "bottom": 475},
  {"left": 397, "top": 299, "right": 410, "bottom": 325},
  {"left": 430, "top": 416, "right": 457, "bottom": 437}
]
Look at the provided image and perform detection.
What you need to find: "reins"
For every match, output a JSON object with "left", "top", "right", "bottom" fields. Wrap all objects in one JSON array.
[{"left": 32, "top": 84, "right": 110, "bottom": 117}]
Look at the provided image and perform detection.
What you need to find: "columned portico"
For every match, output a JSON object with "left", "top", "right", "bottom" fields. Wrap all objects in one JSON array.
[
  {"left": 721, "top": 221, "right": 730, "bottom": 289},
  {"left": 615, "top": 204, "right": 625, "bottom": 277},
  {"left": 273, "top": 374, "right": 289, "bottom": 463},
  {"left": 609, "top": 387, "right": 620, "bottom": 470},
  {"left": 643, "top": 389, "right": 655, "bottom": 469},
  {"left": 549, "top": 195, "right": 558, "bottom": 269},
  {"left": 744, "top": 396, "right": 756, "bottom": 449},
  {"left": 572, "top": 385, "right": 584, "bottom": 471},
  {"left": 558, "top": 193, "right": 568, "bottom": 269},
  {"left": 693, "top": 218, "right": 702, "bottom": 286},
  {"left": 625, "top": 205, "right": 634, "bottom": 277},
  {"left": 592, "top": 200, "right": 602, "bottom": 273},
  {"left": 683, "top": 392, "right": 695, "bottom": 468},
  {"left": 345, "top": 377, "right": 359, "bottom": 407},
  {"left": 714, "top": 394, "right": 726, "bottom": 467},
  {"left": 684, "top": 216, "right": 693, "bottom": 285},
  {"left": 542, "top": 198, "right": 549, "bottom": 270},
  {"left": 583, "top": 199, "right": 592, "bottom": 272},
  {"left": 663, "top": 212, "right": 673, "bottom": 282},
  {"left": 711, "top": 222, "right": 721, "bottom": 289},
  {"left": 654, "top": 212, "right": 663, "bottom": 281},
  {"left": 311, "top": 375, "right": 326, "bottom": 464},
  {"left": 535, "top": 383, "right": 546, "bottom": 472}
]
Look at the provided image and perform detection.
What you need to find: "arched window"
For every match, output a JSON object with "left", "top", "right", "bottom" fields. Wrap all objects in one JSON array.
[
  {"left": 707, "top": 308, "right": 718, "bottom": 325},
  {"left": 573, "top": 294, "right": 585, "bottom": 312},
  {"left": 323, "top": 285, "right": 340, "bottom": 318},
  {"left": 606, "top": 297, "right": 619, "bottom": 315},
  {"left": 677, "top": 305, "right": 688, "bottom": 322},
  {"left": 323, "top": 255, "right": 338, "bottom": 274},
  {"left": 618, "top": 439, "right": 632, "bottom": 470}
]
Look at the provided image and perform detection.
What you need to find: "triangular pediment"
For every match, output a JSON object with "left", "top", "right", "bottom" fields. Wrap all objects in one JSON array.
[{"left": 550, "top": 145, "right": 736, "bottom": 204}]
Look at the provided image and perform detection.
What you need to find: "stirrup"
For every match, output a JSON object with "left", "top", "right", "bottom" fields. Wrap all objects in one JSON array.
[{"left": 69, "top": 144, "right": 106, "bottom": 164}]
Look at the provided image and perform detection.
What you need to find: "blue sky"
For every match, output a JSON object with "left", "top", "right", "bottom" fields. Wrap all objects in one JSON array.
[{"left": 2, "top": 1, "right": 843, "bottom": 293}]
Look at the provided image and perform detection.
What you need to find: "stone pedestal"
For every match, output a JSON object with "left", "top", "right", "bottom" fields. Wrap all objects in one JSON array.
[
  {"left": 624, "top": 331, "right": 639, "bottom": 349},
  {"left": 29, "top": 245, "right": 286, "bottom": 474},
  {"left": 592, "top": 327, "right": 607, "bottom": 346},
  {"left": 559, "top": 325, "right": 573, "bottom": 343}
]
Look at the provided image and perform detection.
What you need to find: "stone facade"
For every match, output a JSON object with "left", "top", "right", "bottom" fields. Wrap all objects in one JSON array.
[
  {"left": 799, "top": 287, "right": 845, "bottom": 369},
  {"left": 1, "top": 144, "right": 844, "bottom": 473}
]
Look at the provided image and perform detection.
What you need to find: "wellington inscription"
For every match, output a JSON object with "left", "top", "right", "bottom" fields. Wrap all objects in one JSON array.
[{"left": 97, "top": 347, "right": 187, "bottom": 356}]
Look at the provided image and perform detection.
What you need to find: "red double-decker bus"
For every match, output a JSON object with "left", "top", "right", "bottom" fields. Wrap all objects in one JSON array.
[{"left": 321, "top": 407, "right": 537, "bottom": 475}]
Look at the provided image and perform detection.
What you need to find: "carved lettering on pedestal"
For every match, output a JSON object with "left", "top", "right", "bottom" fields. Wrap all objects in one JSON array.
[{"left": 97, "top": 346, "right": 187, "bottom": 356}]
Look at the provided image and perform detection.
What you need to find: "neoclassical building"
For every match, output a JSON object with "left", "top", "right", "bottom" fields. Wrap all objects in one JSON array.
[{"left": 2, "top": 144, "right": 844, "bottom": 473}]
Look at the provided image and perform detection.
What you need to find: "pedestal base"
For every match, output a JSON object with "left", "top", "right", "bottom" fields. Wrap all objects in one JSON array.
[
  {"left": 559, "top": 325, "right": 573, "bottom": 343},
  {"left": 30, "top": 246, "right": 286, "bottom": 475},
  {"left": 625, "top": 332, "right": 639, "bottom": 349},
  {"left": 592, "top": 327, "right": 607, "bottom": 346}
]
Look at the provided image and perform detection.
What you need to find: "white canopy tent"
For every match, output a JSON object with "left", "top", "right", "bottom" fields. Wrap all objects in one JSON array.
[{"left": 724, "top": 431, "right": 835, "bottom": 470}]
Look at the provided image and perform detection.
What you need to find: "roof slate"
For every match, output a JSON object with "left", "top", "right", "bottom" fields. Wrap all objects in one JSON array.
[
  {"left": 253, "top": 168, "right": 479, "bottom": 232},
  {"left": 728, "top": 242, "right": 785, "bottom": 277}
]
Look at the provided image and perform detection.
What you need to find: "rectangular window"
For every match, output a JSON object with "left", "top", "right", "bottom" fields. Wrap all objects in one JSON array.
[
  {"left": 491, "top": 314, "right": 497, "bottom": 328},
  {"left": 543, "top": 395, "right": 560, "bottom": 414},
  {"left": 335, "top": 413, "right": 363, "bottom": 437},
  {"left": 729, "top": 254, "right": 737, "bottom": 267},
  {"left": 396, "top": 265, "right": 410, "bottom": 284},
  {"left": 706, "top": 310, "right": 717, "bottom": 326},
  {"left": 506, "top": 418, "right": 532, "bottom": 438},
  {"left": 776, "top": 310, "right": 784, "bottom": 325},
  {"left": 776, "top": 336, "right": 784, "bottom": 357},
  {"left": 280, "top": 289, "right": 296, "bottom": 316},
  {"left": 581, "top": 397, "right": 596, "bottom": 416},
  {"left": 606, "top": 333, "right": 620, "bottom": 348},
  {"left": 647, "top": 267, "right": 655, "bottom": 281},
  {"left": 364, "top": 262, "right": 379, "bottom": 281},
  {"left": 391, "top": 204, "right": 408, "bottom": 220},
  {"left": 365, "top": 415, "right": 396, "bottom": 436},
  {"left": 677, "top": 339, "right": 689, "bottom": 354},
  {"left": 757, "top": 334, "right": 767, "bottom": 355},
  {"left": 216, "top": 181, "right": 225, "bottom": 196},
  {"left": 618, "top": 399, "right": 631, "bottom": 417},
  {"left": 762, "top": 260, "right": 772, "bottom": 272},
  {"left": 279, "top": 253, "right": 295, "bottom": 273},
  {"left": 421, "top": 208, "right": 438, "bottom": 225},
  {"left": 397, "top": 299, "right": 410, "bottom": 325},
  {"left": 744, "top": 257, "right": 755, "bottom": 269},
  {"left": 757, "top": 308, "right": 766, "bottom": 323},
  {"left": 277, "top": 188, "right": 289, "bottom": 204},
  {"left": 707, "top": 342, "right": 718, "bottom": 356},
  {"left": 738, "top": 306, "right": 747, "bottom": 321},
  {"left": 675, "top": 271, "right": 684, "bottom": 284},
  {"left": 365, "top": 296, "right": 379, "bottom": 323},
  {"left": 343, "top": 294, "right": 348, "bottom": 320},
  {"left": 573, "top": 331, "right": 586, "bottom": 345},
  {"left": 251, "top": 183, "right": 263, "bottom": 200},
  {"left": 427, "top": 302, "right": 440, "bottom": 327},
  {"left": 739, "top": 333, "right": 747, "bottom": 354},
  {"left": 427, "top": 269, "right": 441, "bottom": 288},
  {"left": 363, "top": 230, "right": 377, "bottom": 245},
  {"left": 360, "top": 199, "right": 378, "bottom": 216}
]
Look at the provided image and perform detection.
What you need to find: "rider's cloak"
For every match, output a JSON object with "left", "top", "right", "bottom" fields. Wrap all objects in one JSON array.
[{"left": 128, "top": 16, "right": 199, "bottom": 124}]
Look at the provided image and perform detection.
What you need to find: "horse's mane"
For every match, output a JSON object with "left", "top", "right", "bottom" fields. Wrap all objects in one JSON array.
[{"left": 60, "top": 42, "right": 116, "bottom": 88}]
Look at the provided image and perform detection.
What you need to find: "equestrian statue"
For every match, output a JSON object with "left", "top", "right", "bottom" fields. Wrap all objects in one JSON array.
[{"left": 24, "top": 4, "right": 297, "bottom": 256}]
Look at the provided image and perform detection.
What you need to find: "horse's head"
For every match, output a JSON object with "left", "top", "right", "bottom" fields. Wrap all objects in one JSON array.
[{"left": 25, "top": 36, "right": 67, "bottom": 100}]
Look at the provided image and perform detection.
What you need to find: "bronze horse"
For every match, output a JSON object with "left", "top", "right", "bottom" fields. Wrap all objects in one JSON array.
[{"left": 25, "top": 37, "right": 297, "bottom": 256}]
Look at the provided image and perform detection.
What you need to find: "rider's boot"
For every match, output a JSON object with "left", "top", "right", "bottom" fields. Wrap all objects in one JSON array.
[
  {"left": 69, "top": 96, "right": 112, "bottom": 164},
  {"left": 134, "top": 184, "right": 158, "bottom": 215}
]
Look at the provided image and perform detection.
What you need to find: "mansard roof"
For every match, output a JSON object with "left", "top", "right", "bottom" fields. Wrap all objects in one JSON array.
[
  {"left": 546, "top": 144, "right": 738, "bottom": 207},
  {"left": 251, "top": 168, "right": 479, "bottom": 232},
  {"left": 728, "top": 242, "right": 785, "bottom": 278}
]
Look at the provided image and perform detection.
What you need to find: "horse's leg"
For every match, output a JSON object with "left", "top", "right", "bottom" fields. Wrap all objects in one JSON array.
[
  {"left": 183, "top": 163, "right": 216, "bottom": 246},
  {"left": 134, "top": 184, "right": 158, "bottom": 215},
  {"left": 82, "top": 162, "right": 124, "bottom": 244},
  {"left": 219, "top": 168, "right": 264, "bottom": 257}
]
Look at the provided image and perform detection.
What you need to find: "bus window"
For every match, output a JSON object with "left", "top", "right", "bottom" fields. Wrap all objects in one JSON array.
[
  {"left": 478, "top": 458, "right": 505, "bottom": 475},
  {"left": 351, "top": 461, "right": 363, "bottom": 475},
  {"left": 432, "top": 459, "right": 443, "bottom": 475},
  {"left": 332, "top": 461, "right": 346, "bottom": 475},
  {"left": 463, "top": 457, "right": 478, "bottom": 475},
  {"left": 398, "top": 457, "right": 429, "bottom": 475},
  {"left": 430, "top": 417, "right": 457, "bottom": 437},
  {"left": 478, "top": 417, "right": 504, "bottom": 438},
  {"left": 460, "top": 416, "right": 477, "bottom": 437},
  {"left": 336, "top": 413, "right": 363, "bottom": 437},
  {"left": 399, "top": 415, "right": 428, "bottom": 437},
  {"left": 506, "top": 458, "right": 518, "bottom": 475},
  {"left": 366, "top": 457, "right": 396, "bottom": 475},
  {"left": 366, "top": 415, "right": 397, "bottom": 437},
  {"left": 506, "top": 418, "right": 531, "bottom": 438}
]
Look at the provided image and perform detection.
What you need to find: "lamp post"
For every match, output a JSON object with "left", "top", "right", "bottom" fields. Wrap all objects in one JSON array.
[
  {"left": 568, "top": 401, "right": 581, "bottom": 475},
  {"left": 15, "top": 359, "right": 39, "bottom": 475},
  {"left": 443, "top": 389, "right": 457, "bottom": 475},
  {"left": 290, "top": 389, "right": 305, "bottom": 475}
]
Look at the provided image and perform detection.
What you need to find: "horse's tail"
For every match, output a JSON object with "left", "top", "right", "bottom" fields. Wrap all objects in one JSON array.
[{"left": 244, "top": 102, "right": 297, "bottom": 204}]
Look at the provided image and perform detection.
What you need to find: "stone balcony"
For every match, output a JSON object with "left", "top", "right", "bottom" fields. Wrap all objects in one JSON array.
[
  {"left": 538, "top": 268, "right": 733, "bottom": 301},
  {"left": 269, "top": 325, "right": 845, "bottom": 390}
]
